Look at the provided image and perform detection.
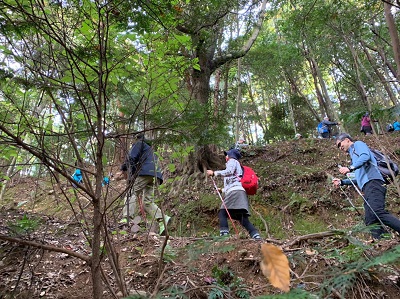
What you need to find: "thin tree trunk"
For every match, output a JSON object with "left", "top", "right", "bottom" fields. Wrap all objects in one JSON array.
[
  {"left": 0, "top": 156, "right": 16, "bottom": 202},
  {"left": 342, "top": 35, "right": 370, "bottom": 109},
  {"left": 384, "top": 0, "right": 400, "bottom": 81},
  {"left": 213, "top": 67, "right": 222, "bottom": 117},
  {"left": 235, "top": 58, "right": 242, "bottom": 141},
  {"left": 286, "top": 74, "right": 320, "bottom": 121},
  {"left": 222, "top": 64, "right": 229, "bottom": 114},
  {"left": 304, "top": 48, "right": 334, "bottom": 120},
  {"left": 247, "top": 72, "right": 267, "bottom": 136},
  {"left": 361, "top": 40, "right": 396, "bottom": 106}
]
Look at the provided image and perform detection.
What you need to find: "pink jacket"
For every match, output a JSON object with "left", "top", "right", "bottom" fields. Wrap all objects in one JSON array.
[{"left": 361, "top": 116, "right": 371, "bottom": 127}]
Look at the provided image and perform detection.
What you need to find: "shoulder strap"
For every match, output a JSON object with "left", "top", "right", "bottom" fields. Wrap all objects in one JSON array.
[{"left": 353, "top": 146, "right": 378, "bottom": 167}]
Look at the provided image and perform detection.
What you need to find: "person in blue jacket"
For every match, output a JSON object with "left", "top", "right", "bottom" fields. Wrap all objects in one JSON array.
[
  {"left": 71, "top": 168, "right": 83, "bottom": 188},
  {"left": 317, "top": 116, "right": 339, "bottom": 138},
  {"left": 332, "top": 133, "right": 400, "bottom": 239},
  {"left": 120, "top": 134, "right": 169, "bottom": 234},
  {"left": 393, "top": 120, "right": 400, "bottom": 131}
]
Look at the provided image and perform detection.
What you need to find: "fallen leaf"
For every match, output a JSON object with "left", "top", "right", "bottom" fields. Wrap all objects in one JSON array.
[
  {"left": 305, "top": 248, "right": 317, "bottom": 255},
  {"left": 260, "top": 243, "right": 290, "bottom": 292}
]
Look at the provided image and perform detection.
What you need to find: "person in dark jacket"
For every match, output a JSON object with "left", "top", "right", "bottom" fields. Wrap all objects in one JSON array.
[
  {"left": 206, "top": 149, "right": 261, "bottom": 240},
  {"left": 120, "top": 134, "right": 169, "bottom": 234},
  {"left": 332, "top": 133, "right": 400, "bottom": 239}
]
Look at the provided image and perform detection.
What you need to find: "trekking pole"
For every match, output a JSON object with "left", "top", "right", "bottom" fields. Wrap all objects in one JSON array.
[
  {"left": 346, "top": 173, "right": 389, "bottom": 233},
  {"left": 338, "top": 185, "right": 363, "bottom": 217},
  {"left": 126, "top": 184, "right": 131, "bottom": 227},
  {"left": 210, "top": 177, "right": 239, "bottom": 236}
]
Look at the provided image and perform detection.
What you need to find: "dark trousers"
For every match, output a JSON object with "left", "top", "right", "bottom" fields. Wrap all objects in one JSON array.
[
  {"left": 321, "top": 132, "right": 330, "bottom": 138},
  {"left": 362, "top": 180, "right": 400, "bottom": 238},
  {"left": 218, "top": 209, "right": 258, "bottom": 237}
]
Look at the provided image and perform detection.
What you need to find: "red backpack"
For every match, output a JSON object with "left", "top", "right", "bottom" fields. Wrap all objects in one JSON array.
[{"left": 240, "top": 166, "right": 259, "bottom": 195}]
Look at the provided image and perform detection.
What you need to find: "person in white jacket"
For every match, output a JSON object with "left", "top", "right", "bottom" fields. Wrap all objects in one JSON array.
[{"left": 207, "top": 149, "right": 261, "bottom": 240}]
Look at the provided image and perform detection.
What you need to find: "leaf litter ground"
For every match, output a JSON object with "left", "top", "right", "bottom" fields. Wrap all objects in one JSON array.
[{"left": 1, "top": 135, "right": 400, "bottom": 298}]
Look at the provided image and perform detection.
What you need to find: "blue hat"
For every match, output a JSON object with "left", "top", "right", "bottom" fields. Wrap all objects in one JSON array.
[{"left": 224, "top": 149, "right": 241, "bottom": 160}]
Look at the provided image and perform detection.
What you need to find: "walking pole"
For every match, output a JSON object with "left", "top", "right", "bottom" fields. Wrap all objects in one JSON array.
[
  {"left": 346, "top": 173, "right": 389, "bottom": 233},
  {"left": 338, "top": 185, "right": 363, "bottom": 218},
  {"left": 126, "top": 183, "right": 131, "bottom": 227},
  {"left": 210, "top": 177, "right": 239, "bottom": 236}
]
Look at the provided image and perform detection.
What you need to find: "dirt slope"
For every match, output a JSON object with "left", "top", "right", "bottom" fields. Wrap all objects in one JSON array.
[{"left": 1, "top": 134, "right": 400, "bottom": 298}]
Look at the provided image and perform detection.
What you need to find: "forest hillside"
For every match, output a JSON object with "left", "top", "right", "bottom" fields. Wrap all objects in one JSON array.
[{"left": 1, "top": 133, "right": 400, "bottom": 298}]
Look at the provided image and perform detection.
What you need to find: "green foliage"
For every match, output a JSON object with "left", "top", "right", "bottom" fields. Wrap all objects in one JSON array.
[
  {"left": 7, "top": 214, "right": 40, "bottom": 235},
  {"left": 326, "top": 243, "right": 365, "bottom": 263},
  {"left": 290, "top": 95, "right": 317, "bottom": 137},
  {"left": 287, "top": 193, "right": 309, "bottom": 209},
  {"left": 316, "top": 237, "right": 400, "bottom": 298},
  {"left": 255, "top": 211, "right": 287, "bottom": 239},
  {"left": 185, "top": 238, "right": 236, "bottom": 262},
  {"left": 172, "top": 193, "right": 220, "bottom": 235},
  {"left": 210, "top": 265, "right": 250, "bottom": 299},
  {"left": 255, "top": 288, "right": 317, "bottom": 298},
  {"left": 155, "top": 243, "right": 178, "bottom": 262},
  {"left": 123, "top": 295, "right": 147, "bottom": 299},
  {"left": 208, "top": 287, "right": 224, "bottom": 299},
  {"left": 293, "top": 215, "right": 328, "bottom": 235},
  {"left": 268, "top": 103, "right": 295, "bottom": 141}
]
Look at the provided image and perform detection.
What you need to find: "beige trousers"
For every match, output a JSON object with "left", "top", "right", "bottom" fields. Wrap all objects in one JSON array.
[{"left": 123, "top": 175, "right": 162, "bottom": 221}]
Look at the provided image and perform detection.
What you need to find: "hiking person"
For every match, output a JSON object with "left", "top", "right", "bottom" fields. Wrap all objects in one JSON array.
[
  {"left": 317, "top": 116, "right": 339, "bottom": 139},
  {"left": 72, "top": 168, "right": 82, "bottom": 184},
  {"left": 206, "top": 148, "right": 261, "bottom": 240},
  {"left": 360, "top": 112, "right": 372, "bottom": 135},
  {"left": 118, "top": 134, "right": 169, "bottom": 234},
  {"left": 294, "top": 133, "right": 303, "bottom": 140},
  {"left": 332, "top": 133, "right": 400, "bottom": 239},
  {"left": 71, "top": 165, "right": 83, "bottom": 188},
  {"left": 393, "top": 120, "right": 400, "bottom": 132},
  {"left": 235, "top": 137, "right": 249, "bottom": 150}
]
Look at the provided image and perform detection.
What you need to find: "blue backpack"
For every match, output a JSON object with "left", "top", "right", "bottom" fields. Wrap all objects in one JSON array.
[{"left": 317, "top": 122, "right": 328, "bottom": 134}]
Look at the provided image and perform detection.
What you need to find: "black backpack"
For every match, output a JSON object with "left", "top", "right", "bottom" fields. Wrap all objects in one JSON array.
[{"left": 370, "top": 149, "right": 399, "bottom": 183}]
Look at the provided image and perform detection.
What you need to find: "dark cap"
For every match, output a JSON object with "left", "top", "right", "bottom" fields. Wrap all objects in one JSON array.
[
  {"left": 336, "top": 133, "right": 353, "bottom": 142},
  {"left": 224, "top": 149, "right": 242, "bottom": 160},
  {"left": 135, "top": 133, "right": 145, "bottom": 140}
]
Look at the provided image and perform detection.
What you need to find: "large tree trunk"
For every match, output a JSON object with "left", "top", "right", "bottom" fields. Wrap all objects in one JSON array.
[{"left": 177, "top": 0, "right": 269, "bottom": 174}]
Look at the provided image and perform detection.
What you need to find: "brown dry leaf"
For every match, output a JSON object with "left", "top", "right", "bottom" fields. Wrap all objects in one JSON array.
[
  {"left": 305, "top": 248, "right": 317, "bottom": 255},
  {"left": 260, "top": 243, "right": 290, "bottom": 292}
]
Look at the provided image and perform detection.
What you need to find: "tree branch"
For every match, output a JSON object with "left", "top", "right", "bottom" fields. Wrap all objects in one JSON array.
[
  {"left": 282, "top": 230, "right": 344, "bottom": 248},
  {"left": 212, "top": 0, "right": 268, "bottom": 72},
  {"left": 0, "top": 235, "right": 91, "bottom": 264}
]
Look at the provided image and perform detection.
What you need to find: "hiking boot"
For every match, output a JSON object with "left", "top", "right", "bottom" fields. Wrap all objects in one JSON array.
[
  {"left": 220, "top": 230, "right": 229, "bottom": 237},
  {"left": 252, "top": 233, "right": 262, "bottom": 241}
]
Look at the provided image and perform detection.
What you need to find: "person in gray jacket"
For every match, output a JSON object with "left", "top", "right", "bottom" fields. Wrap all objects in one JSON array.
[
  {"left": 207, "top": 149, "right": 261, "bottom": 240},
  {"left": 333, "top": 133, "right": 400, "bottom": 239},
  {"left": 120, "top": 134, "right": 169, "bottom": 234}
]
